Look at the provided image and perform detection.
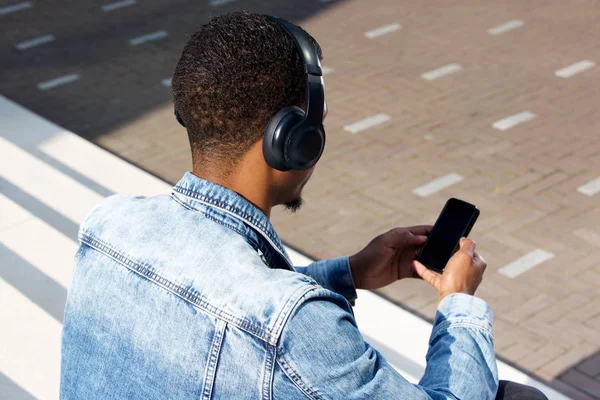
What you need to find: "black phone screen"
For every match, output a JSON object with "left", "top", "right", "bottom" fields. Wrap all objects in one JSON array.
[{"left": 417, "top": 198, "right": 479, "bottom": 272}]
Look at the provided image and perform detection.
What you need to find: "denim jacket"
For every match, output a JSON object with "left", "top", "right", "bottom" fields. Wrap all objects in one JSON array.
[{"left": 61, "top": 172, "right": 498, "bottom": 399}]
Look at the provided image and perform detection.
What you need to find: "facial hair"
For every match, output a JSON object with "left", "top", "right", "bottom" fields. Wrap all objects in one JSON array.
[{"left": 283, "top": 197, "right": 303, "bottom": 213}]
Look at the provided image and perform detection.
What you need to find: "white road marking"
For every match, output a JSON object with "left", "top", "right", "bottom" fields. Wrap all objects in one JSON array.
[
  {"left": 492, "top": 111, "right": 536, "bottom": 131},
  {"left": 555, "top": 60, "right": 596, "bottom": 78},
  {"left": 322, "top": 66, "right": 334, "bottom": 75},
  {"left": 577, "top": 177, "right": 600, "bottom": 196},
  {"left": 37, "top": 74, "right": 79, "bottom": 90},
  {"left": 209, "top": 0, "right": 236, "bottom": 6},
  {"left": 412, "top": 173, "right": 463, "bottom": 197},
  {"left": 487, "top": 20, "right": 524, "bottom": 35},
  {"left": 421, "top": 63, "right": 462, "bottom": 80},
  {"left": 161, "top": 78, "right": 172, "bottom": 87},
  {"left": 498, "top": 249, "right": 554, "bottom": 278},
  {"left": 0, "top": 1, "right": 32, "bottom": 15},
  {"left": 102, "top": 0, "right": 136, "bottom": 12},
  {"left": 344, "top": 113, "right": 391, "bottom": 134},
  {"left": 15, "top": 34, "right": 55, "bottom": 50},
  {"left": 129, "top": 30, "right": 168, "bottom": 46},
  {"left": 365, "top": 23, "right": 401, "bottom": 39}
]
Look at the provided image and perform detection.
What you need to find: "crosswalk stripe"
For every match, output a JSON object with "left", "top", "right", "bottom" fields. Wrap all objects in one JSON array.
[
  {"left": 577, "top": 177, "right": 600, "bottom": 196},
  {"left": 555, "top": 60, "right": 596, "bottom": 78},
  {"left": 412, "top": 173, "right": 463, "bottom": 197},
  {"left": 487, "top": 20, "right": 524, "bottom": 35},
  {"left": 365, "top": 23, "right": 401, "bottom": 39},
  {"left": 492, "top": 111, "right": 536, "bottom": 131},
  {"left": 498, "top": 249, "right": 554, "bottom": 278},
  {"left": 16, "top": 34, "right": 55, "bottom": 50},
  {"left": 421, "top": 63, "right": 462, "bottom": 80},
  {"left": 344, "top": 114, "right": 391, "bottom": 134}
]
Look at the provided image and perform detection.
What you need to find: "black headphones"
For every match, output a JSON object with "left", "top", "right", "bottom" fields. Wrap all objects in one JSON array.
[{"left": 174, "top": 15, "right": 326, "bottom": 172}]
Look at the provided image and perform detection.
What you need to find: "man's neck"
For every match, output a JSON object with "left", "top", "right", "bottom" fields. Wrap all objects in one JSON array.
[{"left": 191, "top": 168, "right": 273, "bottom": 218}]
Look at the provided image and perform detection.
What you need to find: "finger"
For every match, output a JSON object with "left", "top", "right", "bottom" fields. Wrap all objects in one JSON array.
[
  {"left": 384, "top": 228, "right": 414, "bottom": 247},
  {"left": 473, "top": 251, "right": 487, "bottom": 271},
  {"left": 414, "top": 246, "right": 423, "bottom": 257},
  {"left": 409, "top": 225, "right": 433, "bottom": 236},
  {"left": 408, "top": 234, "right": 428, "bottom": 246},
  {"left": 413, "top": 261, "right": 441, "bottom": 290},
  {"left": 410, "top": 264, "right": 424, "bottom": 280},
  {"left": 459, "top": 238, "right": 476, "bottom": 257}
]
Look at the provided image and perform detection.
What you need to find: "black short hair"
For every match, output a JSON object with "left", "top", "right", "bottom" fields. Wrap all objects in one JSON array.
[{"left": 172, "top": 11, "right": 323, "bottom": 170}]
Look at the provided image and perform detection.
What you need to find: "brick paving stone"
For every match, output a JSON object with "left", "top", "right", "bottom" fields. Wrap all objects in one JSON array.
[
  {"left": 559, "top": 369, "right": 600, "bottom": 399},
  {"left": 3, "top": 0, "right": 600, "bottom": 396},
  {"left": 532, "top": 293, "right": 591, "bottom": 324},
  {"left": 585, "top": 313, "right": 600, "bottom": 332},
  {"left": 519, "top": 342, "right": 567, "bottom": 372},
  {"left": 546, "top": 379, "right": 596, "bottom": 400},
  {"left": 540, "top": 343, "right": 598, "bottom": 378},
  {"left": 502, "top": 293, "right": 556, "bottom": 324},
  {"left": 494, "top": 320, "right": 549, "bottom": 353},
  {"left": 553, "top": 319, "right": 600, "bottom": 348},
  {"left": 502, "top": 342, "right": 540, "bottom": 363},
  {"left": 522, "top": 319, "right": 584, "bottom": 350},
  {"left": 579, "top": 270, "right": 600, "bottom": 288},
  {"left": 574, "top": 229, "right": 600, "bottom": 248},
  {"left": 576, "top": 353, "right": 600, "bottom": 379}
]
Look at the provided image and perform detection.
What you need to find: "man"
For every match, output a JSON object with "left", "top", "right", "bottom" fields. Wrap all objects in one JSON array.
[{"left": 61, "top": 11, "right": 547, "bottom": 400}]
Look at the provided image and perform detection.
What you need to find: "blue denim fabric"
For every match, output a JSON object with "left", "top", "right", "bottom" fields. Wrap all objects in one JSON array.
[{"left": 61, "top": 172, "right": 498, "bottom": 399}]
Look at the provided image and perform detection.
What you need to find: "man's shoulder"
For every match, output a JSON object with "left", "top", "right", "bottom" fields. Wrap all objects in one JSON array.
[
  {"left": 75, "top": 193, "right": 325, "bottom": 345},
  {"left": 78, "top": 193, "right": 168, "bottom": 236}
]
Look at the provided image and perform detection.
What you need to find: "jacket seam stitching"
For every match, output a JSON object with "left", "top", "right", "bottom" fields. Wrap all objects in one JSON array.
[
  {"left": 201, "top": 318, "right": 226, "bottom": 400},
  {"left": 171, "top": 192, "right": 245, "bottom": 238},
  {"left": 79, "top": 232, "right": 275, "bottom": 343},
  {"left": 172, "top": 192, "right": 277, "bottom": 270},
  {"left": 277, "top": 357, "right": 322, "bottom": 400},
  {"left": 262, "top": 344, "right": 276, "bottom": 400},
  {"left": 171, "top": 188, "right": 291, "bottom": 267},
  {"left": 169, "top": 192, "right": 194, "bottom": 211},
  {"left": 203, "top": 212, "right": 246, "bottom": 239},
  {"left": 172, "top": 187, "right": 272, "bottom": 240},
  {"left": 430, "top": 320, "right": 493, "bottom": 341},
  {"left": 271, "top": 285, "right": 317, "bottom": 340}
]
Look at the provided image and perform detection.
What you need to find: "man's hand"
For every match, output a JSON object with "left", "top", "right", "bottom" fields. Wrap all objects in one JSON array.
[
  {"left": 413, "top": 238, "right": 487, "bottom": 305},
  {"left": 348, "top": 226, "right": 432, "bottom": 290}
]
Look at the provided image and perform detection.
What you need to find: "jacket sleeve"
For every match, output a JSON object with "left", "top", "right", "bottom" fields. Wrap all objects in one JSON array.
[
  {"left": 276, "top": 289, "right": 498, "bottom": 400},
  {"left": 294, "top": 257, "right": 357, "bottom": 304}
]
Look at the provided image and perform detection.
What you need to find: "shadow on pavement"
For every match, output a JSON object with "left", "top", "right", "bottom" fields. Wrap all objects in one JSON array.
[
  {"left": 0, "top": 243, "right": 67, "bottom": 324},
  {"left": 1, "top": 0, "right": 342, "bottom": 142}
]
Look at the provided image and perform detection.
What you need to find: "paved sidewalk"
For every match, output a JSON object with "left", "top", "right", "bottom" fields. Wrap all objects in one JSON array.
[
  {"left": 2, "top": 1, "right": 599, "bottom": 398},
  {"left": 0, "top": 95, "right": 567, "bottom": 399}
]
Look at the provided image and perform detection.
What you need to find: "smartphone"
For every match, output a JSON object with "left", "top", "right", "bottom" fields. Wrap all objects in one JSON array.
[{"left": 416, "top": 198, "right": 480, "bottom": 273}]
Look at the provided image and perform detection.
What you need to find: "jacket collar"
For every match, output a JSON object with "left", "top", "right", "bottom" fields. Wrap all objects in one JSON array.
[{"left": 171, "top": 172, "right": 293, "bottom": 270}]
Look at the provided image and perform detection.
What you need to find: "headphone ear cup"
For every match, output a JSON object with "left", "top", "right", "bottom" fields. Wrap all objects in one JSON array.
[
  {"left": 263, "top": 106, "right": 305, "bottom": 171},
  {"left": 286, "top": 125, "right": 325, "bottom": 170}
]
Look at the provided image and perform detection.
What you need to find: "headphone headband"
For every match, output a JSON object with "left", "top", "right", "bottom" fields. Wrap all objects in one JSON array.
[
  {"left": 265, "top": 15, "right": 325, "bottom": 134},
  {"left": 266, "top": 16, "right": 323, "bottom": 77}
]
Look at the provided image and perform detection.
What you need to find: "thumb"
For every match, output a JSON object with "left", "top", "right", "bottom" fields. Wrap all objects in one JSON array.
[
  {"left": 408, "top": 234, "right": 428, "bottom": 246},
  {"left": 459, "top": 238, "right": 476, "bottom": 257},
  {"left": 413, "top": 260, "right": 441, "bottom": 290}
]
